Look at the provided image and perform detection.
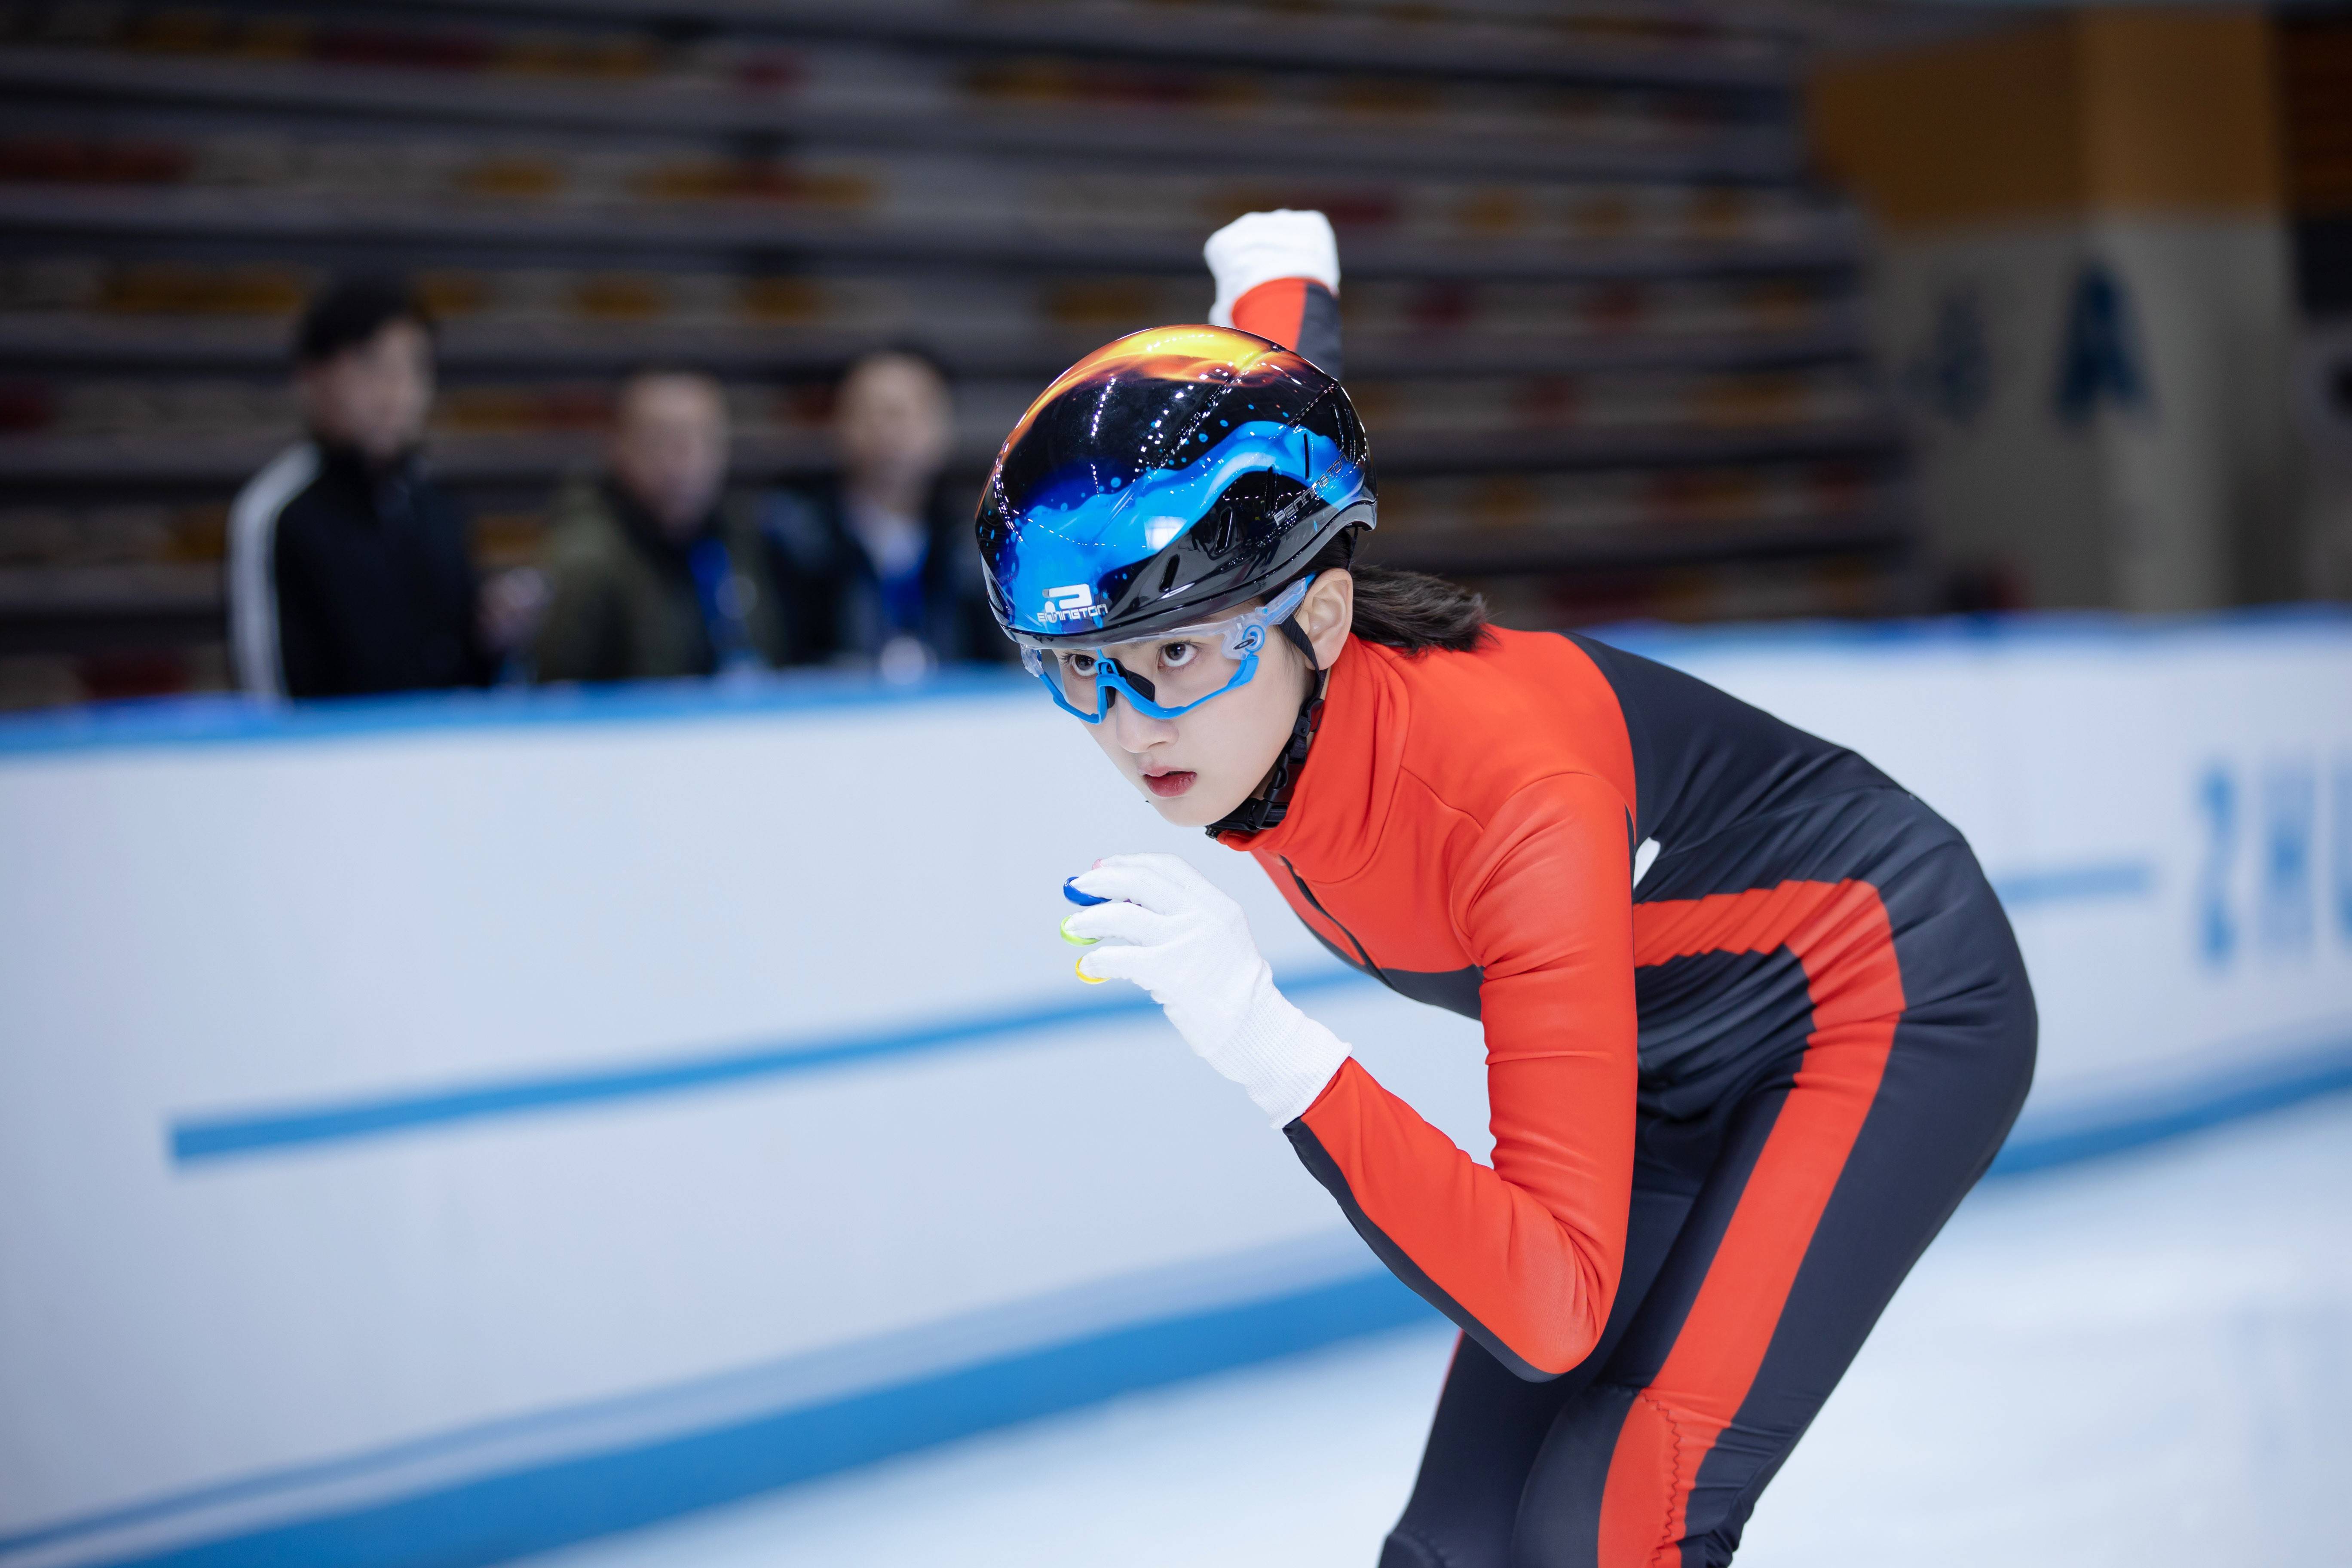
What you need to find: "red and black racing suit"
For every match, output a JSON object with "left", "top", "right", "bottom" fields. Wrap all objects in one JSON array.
[{"left": 1220, "top": 627, "right": 2036, "bottom": 1568}]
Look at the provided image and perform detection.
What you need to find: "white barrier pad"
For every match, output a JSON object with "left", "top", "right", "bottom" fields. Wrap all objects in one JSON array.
[{"left": 0, "top": 612, "right": 2345, "bottom": 1565}]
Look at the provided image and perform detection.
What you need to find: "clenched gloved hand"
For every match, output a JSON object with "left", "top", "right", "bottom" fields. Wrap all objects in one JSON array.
[
  {"left": 1063, "top": 854, "right": 1351, "bottom": 1127},
  {"left": 1204, "top": 209, "right": 1340, "bottom": 330}
]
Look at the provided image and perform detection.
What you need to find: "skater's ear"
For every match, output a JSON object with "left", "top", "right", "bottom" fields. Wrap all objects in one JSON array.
[{"left": 1298, "top": 569, "right": 1354, "bottom": 672}]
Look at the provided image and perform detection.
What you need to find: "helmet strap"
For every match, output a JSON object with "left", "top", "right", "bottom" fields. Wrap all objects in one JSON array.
[
  {"left": 1274, "top": 614, "right": 1317, "bottom": 666},
  {"left": 1204, "top": 603, "right": 1327, "bottom": 840}
]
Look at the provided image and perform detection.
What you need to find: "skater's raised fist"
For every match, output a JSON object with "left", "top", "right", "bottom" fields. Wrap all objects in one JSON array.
[{"left": 1204, "top": 210, "right": 1344, "bottom": 376}]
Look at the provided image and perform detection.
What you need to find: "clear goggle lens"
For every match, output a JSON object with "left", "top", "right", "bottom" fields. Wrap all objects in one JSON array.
[{"left": 1015, "top": 576, "right": 1312, "bottom": 723}]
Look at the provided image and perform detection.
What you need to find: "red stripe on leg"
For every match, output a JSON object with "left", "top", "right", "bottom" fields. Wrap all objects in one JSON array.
[
  {"left": 1598, "top": 881, "right": 1904, "bottom": 1564},
  {"left": 1598, "top": 1391, "right": 1686, "bottom": 1568}
]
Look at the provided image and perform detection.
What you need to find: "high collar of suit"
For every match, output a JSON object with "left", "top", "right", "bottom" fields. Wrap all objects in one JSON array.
[{"left": 1219, "top": 634, "right": 1407, "bottom": 886}]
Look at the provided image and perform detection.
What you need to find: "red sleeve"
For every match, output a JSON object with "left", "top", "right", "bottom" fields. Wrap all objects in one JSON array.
[
  {"left": 1285, "top": 772, "right": 1638, "bottom": 1380},
  {"left": 1229, "top": 277, "right": 1344, "bottom": 378}
]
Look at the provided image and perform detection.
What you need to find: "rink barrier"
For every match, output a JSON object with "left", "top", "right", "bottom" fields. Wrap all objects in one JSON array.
[{"left": 7, "top": 607, "right": 2347, "bottom": 1568}]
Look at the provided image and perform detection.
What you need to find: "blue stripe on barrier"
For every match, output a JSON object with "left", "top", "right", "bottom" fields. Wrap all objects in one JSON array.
[
  {"left": 1988, "top": 860, "right": 2153, "bottom": 909},
  {"left": 171, "top": 844, "right": 2160, "bottom": 1169},
  {"left": 171, "top": 839, "right": 2147, "bottom": 1168},
  {"left": 0, "top": 667, "right": 1035, "bottom": 760},
  {"left": 91, "top": 1272, "right": 1436, "bottom": 1568},
  {"left": 1589, "top": 601, "right": 2352, "bottom": 665},
  {"left": 32, "top": 1033, "right": 2350, "bottom": 1568},
  {"left": 1988, "top": 1035, "right": 2352, "bottom": 1177},
  {"left": 169, "top": 969, "right": 1373, "bottom": 1164}
]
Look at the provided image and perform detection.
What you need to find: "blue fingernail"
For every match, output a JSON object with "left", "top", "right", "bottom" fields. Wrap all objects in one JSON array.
[{"left": 1063, "top": 877, "right": 1109, "bottom": 907}]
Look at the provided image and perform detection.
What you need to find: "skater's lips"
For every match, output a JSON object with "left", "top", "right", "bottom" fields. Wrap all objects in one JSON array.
[{"left": 1140, "top": 767, "right": 1196, "bottom": 798}]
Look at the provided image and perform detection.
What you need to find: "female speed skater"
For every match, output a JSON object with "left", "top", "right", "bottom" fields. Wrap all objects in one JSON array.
[{"left": 977, "top": 211, "right": 2037, "bottom": 1567}]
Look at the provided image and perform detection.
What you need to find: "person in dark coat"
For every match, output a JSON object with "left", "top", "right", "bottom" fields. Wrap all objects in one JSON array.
[
  {"left": 228, "top": 278, "right": 489, "bottom": 699},
  {"left": 532, "top": 369, "right": 791, "bottom": 683},
  {"left": 760, "top": 350, "right": 1008, "bottom": 677}
]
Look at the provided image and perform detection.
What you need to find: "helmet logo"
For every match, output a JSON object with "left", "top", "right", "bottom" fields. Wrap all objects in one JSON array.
[{"left": 1039, "top": 583, "right": 1098, "bottom": 624}]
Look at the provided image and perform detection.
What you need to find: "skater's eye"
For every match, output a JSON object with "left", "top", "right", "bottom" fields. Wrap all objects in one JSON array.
[
  {"left": 1158, "top": 641, "right": 1198, "bottom": 670},
  {"left": 1063, "top": 652, "right": 1100, "bottom": 679}
]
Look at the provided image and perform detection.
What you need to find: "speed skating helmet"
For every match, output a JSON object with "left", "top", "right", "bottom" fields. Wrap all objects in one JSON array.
[{"left": 975, "top": 325, "right": 1375, "bottom": 684}]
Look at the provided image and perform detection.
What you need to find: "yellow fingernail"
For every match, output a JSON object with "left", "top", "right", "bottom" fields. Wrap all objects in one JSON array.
[
  {"left": 1075, "top": 959, "right": 1106, "bottom": 984},
  {"left": 1060, "top": 915, "right": 1098, "bottom": 946}
]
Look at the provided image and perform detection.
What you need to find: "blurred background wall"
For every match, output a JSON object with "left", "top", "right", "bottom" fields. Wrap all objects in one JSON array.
[
  {"left": 7, "top": 1, "right": 2346, "bottom": 712},
  {"left": 0, "top": 0, "right": 1921, "bottom": 708},
  {"left": 4, "top": 0, "right": 2344, "bottom": 714},
  {"left": 1815, "top": 9, "right": 2303, "bottom": 611}
]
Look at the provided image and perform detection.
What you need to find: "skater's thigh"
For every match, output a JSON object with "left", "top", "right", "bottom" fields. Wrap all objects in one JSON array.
[
  {"left": 1507, "top": 914, "right": 2034, "bottom": 1567},
  {"left": 1379, "top": 1180, "right": 1694, "bottom": 1568}
]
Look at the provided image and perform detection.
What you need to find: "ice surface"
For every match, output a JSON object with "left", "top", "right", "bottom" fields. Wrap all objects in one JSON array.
[{"left": 528, "top": 1095, "right": 2352, "bottom": 1568}]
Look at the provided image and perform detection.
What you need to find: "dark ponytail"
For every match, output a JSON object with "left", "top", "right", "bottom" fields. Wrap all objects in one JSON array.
[{"left": 1302, "top": 530, "right": 1492, "bottom": 654}]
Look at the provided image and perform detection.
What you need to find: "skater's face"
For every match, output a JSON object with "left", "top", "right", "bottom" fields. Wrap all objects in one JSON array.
[{"left": 1082, "top": 570, "right": 1354, "bottom": 829}]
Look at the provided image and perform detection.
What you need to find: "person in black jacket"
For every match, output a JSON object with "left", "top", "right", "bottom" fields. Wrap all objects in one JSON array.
[
  {"left": 760, "top": 349, "right": 1008, "bottom": 678},
  {"left": 228, "top": 278, "right": 489, "bottom": 699}
]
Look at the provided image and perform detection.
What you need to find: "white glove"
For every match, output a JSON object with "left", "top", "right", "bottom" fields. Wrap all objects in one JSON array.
[
  {"left": 1205, "top": 209, "right": 1340, "bottom": 330},
  {"left": 1063, "top": 853, "right": 1351, "bottom": 1127}
]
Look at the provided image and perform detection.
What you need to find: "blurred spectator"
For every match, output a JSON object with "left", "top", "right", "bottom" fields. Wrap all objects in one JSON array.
[
  {"left": 228, "top": 278, "right": 489, "bottom": 699},
  {"left": 532, "top": 369, "right": 790, "bottom": 683},
  {"left": 762, "top": 349, "right": 1006, "bottom": 677}
]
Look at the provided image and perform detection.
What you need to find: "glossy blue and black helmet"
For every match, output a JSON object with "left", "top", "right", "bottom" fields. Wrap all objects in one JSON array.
[{"left": 975, "top": 325, "right": 1375, "bottom": 652}]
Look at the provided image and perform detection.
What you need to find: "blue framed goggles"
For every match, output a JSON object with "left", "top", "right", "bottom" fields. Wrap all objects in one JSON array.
[{"left": 1014, "top": 576, "right": 1314, "bottom": 724}]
